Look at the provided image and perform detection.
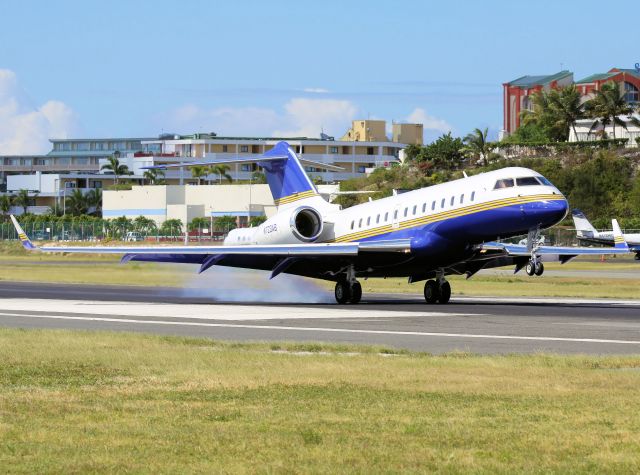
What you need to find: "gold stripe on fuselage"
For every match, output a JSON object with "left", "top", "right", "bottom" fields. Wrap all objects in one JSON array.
[
  {"left": 274, "top": 190, "right": 317, "bottom": 206},
  {"left": 333, "top": 194, "right": 565, "bottom": 243}
]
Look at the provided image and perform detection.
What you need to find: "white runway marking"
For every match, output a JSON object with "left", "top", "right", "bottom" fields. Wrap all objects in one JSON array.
[
  {"left": 0, "top": 299, "right": 480, "bottom": 321},
  {"left": 1, "top": 311, "right": 640, "bottom": 346}
]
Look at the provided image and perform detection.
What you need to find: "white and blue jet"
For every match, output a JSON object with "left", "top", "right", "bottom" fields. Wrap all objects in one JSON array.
[{"left": 11, "top": 141, "right": 631, "bottom": 304}]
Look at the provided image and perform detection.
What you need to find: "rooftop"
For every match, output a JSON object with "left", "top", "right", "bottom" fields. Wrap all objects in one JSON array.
[{"left": 507, "top": 70, "right": 572, "bottom": 88}]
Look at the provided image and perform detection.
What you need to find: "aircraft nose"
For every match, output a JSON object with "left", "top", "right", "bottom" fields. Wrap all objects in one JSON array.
[{"left": 523, "top": 197, "right": 568, "bottom": 226}]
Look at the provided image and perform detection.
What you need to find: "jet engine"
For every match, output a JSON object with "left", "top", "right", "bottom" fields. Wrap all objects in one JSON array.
[{"left": 256, "top": 206, "right": 324, "bottom": 244}]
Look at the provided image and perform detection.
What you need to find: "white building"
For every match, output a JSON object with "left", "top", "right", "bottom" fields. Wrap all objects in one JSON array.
[{"left": 569, "top": 115, "right": 640, "bottom": 146}]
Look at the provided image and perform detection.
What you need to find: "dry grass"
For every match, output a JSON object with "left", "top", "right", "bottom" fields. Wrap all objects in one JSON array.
[{"left": 1, "top": 329, "right": 640, "bottom": 472}]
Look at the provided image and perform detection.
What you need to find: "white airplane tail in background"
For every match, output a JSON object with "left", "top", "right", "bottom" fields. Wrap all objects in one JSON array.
[{"left": 571, "top": 209, "right": 598, "bottom": 238}]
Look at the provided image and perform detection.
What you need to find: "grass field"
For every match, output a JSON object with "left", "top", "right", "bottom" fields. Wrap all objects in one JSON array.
[
  {"left": 0, "top": 241, "right": 639, "bottom": 299},
  {"left": 1, "top": 329, "right": 639, "bottom": 472}
]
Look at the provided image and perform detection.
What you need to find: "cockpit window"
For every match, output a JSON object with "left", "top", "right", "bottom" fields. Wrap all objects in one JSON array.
[
  {"left": 516, "top": 176, "right": 541, "bottom": 186},
  {"left": 494, "top": 178, "right": 514, "bottom": 189},
  {"left": 537, "top": 176, "right": 553, "bottom": 186}
]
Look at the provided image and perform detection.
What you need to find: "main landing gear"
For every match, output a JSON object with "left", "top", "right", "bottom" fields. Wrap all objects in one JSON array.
[
  {"left": 423, "top": 271, "right": 451, "bottom": 304},
  {"left": 334, "top": 280, "right": 362, "bottom": 304},
  {"left": 525, "top": 259, "right": 544, "bottom": 276}
]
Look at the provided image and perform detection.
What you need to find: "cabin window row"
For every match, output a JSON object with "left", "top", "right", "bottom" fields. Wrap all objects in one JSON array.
[{"left": 349, "top": 191, "right": 476, "bottom": 230}]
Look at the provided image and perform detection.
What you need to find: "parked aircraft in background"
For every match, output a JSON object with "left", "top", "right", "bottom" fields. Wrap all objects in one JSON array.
[
  {"left": 572, "top": 209, "right": 640, "bottom": 260},
  {"left": 11, "top": 142, "right": 632, "bottom": 304}
]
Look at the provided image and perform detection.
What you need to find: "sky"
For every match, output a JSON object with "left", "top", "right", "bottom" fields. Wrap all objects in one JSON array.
[{"left": 0, "top": 0, "right": 638, "bottom": 154}]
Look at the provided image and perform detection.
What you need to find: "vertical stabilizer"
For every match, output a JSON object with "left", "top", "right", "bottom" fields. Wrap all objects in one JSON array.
[
  {"left": 612, "top": 219, "right": 629, "bottom": 250},
  {"left": 571, "top": 209, "right": 598, "bottom": 238}
]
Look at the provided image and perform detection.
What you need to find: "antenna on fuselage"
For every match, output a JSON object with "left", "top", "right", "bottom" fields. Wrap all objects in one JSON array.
[{"left": 463, "top": 171, "right": 468, "bottom": 178}]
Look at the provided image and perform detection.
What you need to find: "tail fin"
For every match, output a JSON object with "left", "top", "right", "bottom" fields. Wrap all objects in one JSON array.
[
  {"left": 612, "top": 219, "right": 629, "bottom": 250},
  {"left": 10, "top": 215, "right": 37, "bottom": 250},
  {"left": 258, "top": 142, "right": 319, "bottom": 207},
  {"left": 572, "top": 209, "right": 598, "bottom": 238}
]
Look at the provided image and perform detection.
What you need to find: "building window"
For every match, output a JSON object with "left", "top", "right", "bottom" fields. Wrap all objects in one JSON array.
[
  {"left": 367, "top": 147, "right": 374, "bottom": 155},
  {"left": 357, "top": 166, "right": 366, "bottom": 173},
  {"left": 240, "top": 145, "right": 249, "bottom": 153},
  {"left": 222, "top": 145, "right": 228, "bottom": 153},
  {"left": 64, "top": 182, "right": 76, "bottom": 189},
  {"left": 329, "top": 146, "right": 339, "bottom": 154},
  {"left": 624, "top": 82, "right": 639, "bottom": 103},
  {"left": 240, "top": 164, "right": 251, "bottom": 171}
]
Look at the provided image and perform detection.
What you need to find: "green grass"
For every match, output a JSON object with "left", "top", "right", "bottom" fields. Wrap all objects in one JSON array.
[{"left": 1, "top": 329, "right": 640, "bottom": 472}]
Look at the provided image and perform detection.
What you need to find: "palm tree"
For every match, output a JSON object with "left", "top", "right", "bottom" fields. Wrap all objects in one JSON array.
[
  {"left": 0, "top": 194, "right": 12, "bottom": 221},
  {"left": 546, "top": 84, "right": 584, "bottom": 141},
  {"left": 190, "top": 165, "right": 209, "bottom": 185},
  {"left": 65, "top": 189, "right": 88, "bottom": 216},
  {"left": 86, "top": 188, "right": 102, "bottom": 216},
  {"left": 143, "top": 168, "right": 165, "bottom": 185},
  {"left": 133, "top": 215, "right": 157, "bottom": 234},
  {"left": 209, "top": 164, "right": 233, "bottom": 184},
  {"left": 463, "top": 128, "right": 492, "bottom": 166},
  {"left": 101, "top": 156, "right": 131, "bottom": 185},
  {"left": 14, "top": 189, "right": 34, "bottom": 215},
  {"left": 584, "top": 82, "right": 634, "bottom": 139}
]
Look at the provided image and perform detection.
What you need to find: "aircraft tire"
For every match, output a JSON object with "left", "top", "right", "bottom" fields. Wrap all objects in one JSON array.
[
  {"left": 424, "top": 280, "right": 439, "bottom": 304},
  {"left": 334, "top": 281, "right": 351, "bottom": 304},
  {"left": 349, "top": 281, "right": 362, "bottom": 304},
  {"left": 635, "top": 253, "right": 640, "bottom": 261},
  {"left": 438, "top": 281, "right": 451, "bottom": 304},
  {"left": 525, "top": 261, "right": 536, "bottom": 276},
  {"left": 534, "top": 261, "right": 544, "bottom": 276}
]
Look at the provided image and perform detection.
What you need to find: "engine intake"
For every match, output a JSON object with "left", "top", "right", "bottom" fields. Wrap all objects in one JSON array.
[{"left": 290, "top": 206, "right": 323, "bottom": 242}]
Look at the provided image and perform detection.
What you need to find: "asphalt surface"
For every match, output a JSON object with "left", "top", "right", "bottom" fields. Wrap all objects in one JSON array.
[{"left": 0, "top": 281, "right": 640, "bottom": 355}]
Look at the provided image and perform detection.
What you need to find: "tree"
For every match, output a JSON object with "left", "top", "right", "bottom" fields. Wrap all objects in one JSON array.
[
  {"left": 143, "top": 168, "right": 166, "bottom": 185},
  {"left": 251, "top": 171, "right": 267, "bottom": 184},
  {"left": 133, "top": 215, "right": 157, "bottom": 234},
  {"left": 410, "top": 133, "right": 465, "bottom": 170},
  {"left": 190, "top": 166, "right": 209, "bottom": 185},
  {"left": 101, "top": 156, "right": 131, "bottom": 184},
  {"left": 249, "top": 215, "right": 268, "bottom": 227},
  {"left": 188, "top": 216, "right": 210, "bottom": 233},
  {"left": 86, "top": 188, "right": 102, "bottom": 216},
  {"left": 463, "top": 128, "right": 493, "bottom": 166},
  {"left": 547, "top": 85, "right": 584, "bottom": 140},
  {"left": 209, "top": 164, "right": 233, "bottom": 184},
  {"left": 584, "top": 82, "right": 634, "bottom": 139},
  {"left": 14, "top": 189, "right": 34, "bottom": 215},
  {"left": 213, "top": 215, "right": 237, "bottom": 232},
  {"left": 0, "top": 194, "right": 12, "bottom": 220},
  {"left": 160, "top": 218, "right": 183, "bottom": 237},
  {"left": 110, "top": 216, "right": 133, "bottom": 238},
  {"left": 65, "top": 189, "right": 88, "bottom": 216}
]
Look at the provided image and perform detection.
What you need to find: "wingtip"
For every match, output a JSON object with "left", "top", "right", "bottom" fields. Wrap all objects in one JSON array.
[{"left": 10, "top": 215, "right": 37, "bottom": 251}]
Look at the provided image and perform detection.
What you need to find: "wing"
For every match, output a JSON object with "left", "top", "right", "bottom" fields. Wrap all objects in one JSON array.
[{"left": 10, "top": 215, "right": 410, "bottom": 280}]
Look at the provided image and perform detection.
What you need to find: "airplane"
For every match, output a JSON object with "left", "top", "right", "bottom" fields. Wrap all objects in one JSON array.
[
  {"left": 10, "top": 141, "right": 632, "bottom": 305},
  {"left": 572, "top": 209, "right": 640, "bottom": 260}
]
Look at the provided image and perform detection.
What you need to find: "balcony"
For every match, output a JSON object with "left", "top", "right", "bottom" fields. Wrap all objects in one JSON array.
[{"left": 0, "top": 164, "right": 99, "bottom": 172}]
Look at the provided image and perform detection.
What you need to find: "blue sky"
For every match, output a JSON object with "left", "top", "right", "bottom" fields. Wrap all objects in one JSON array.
[{"left": 0, "top": 0, "right": 638, "bottom": 153}]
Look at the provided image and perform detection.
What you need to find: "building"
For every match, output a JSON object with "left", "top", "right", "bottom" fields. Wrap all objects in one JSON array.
[
  {"left": 502, "top": 71, "right": 574, "bottom": 136},
  {"left": 502, "top": 67, "right": 640, "bottom": 138},
  {"left": 569, "top": 115, "right": 640, "bottom": 145},
  {"left": 1, "top": 119, "right": 423, "bottom": 216}
]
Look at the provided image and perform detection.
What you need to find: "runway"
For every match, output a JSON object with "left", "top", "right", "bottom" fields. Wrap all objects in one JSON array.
[{"left": 0, "top": 281, "right": 639, "bottom": 354}]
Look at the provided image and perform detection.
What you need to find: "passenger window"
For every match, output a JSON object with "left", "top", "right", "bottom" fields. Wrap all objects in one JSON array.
[
  {"left": 432, "top": 201, "right": 436, "bottom": 210},
  {"left": 441, "top": 198, "right": 445, "bottom": 208},
  {"left": 494, "top": 178, "right": 514, "bottom": 189},
  {"left": 376, "top": 214, "right": 380, "bottom": 224},
  {"left": 358, "top": 218, "right": 362, "bottom": 228},
  {"left": 367, "top": 217, "right": 371, "bottom": 226},
  {"left": 460, "top": 194, "right": 464, "bottom": 204},
  {"left": 385, "top": 212, "right": 389, "bottom": 221},
  {"left": 351, "top": 220, "right": 354, "bottom": 230},
  {"left": 516, "top": 177, "right": 542, "bottom": 186},
  {"left": 393, "top": 210, "right": 398, "bottom": 219},
  {"left": 404, "top": 207, "right": 408, "bottom": 217},
  {"left": 422, "top": 203, "right": 426, "bottom": 213},
  {"left": 471, "top": 191, "right": 475, "bottom": 201},
  {"left": 450, "top": 196, "right": 455, "bottom": 206},
  {"left": 412, "top": 205, "right": 417, "bottom": 215}
]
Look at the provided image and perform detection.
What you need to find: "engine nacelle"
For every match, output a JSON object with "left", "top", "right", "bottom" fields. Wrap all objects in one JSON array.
[{"left": 256, "top": 206, "right": 324, "bottom": 244}]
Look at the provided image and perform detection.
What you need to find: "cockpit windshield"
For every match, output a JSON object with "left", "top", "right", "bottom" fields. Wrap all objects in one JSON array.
[
  {"left": 493, "top": 178, "right": 514, "bottom": 189},
  {"left": 537, "top": 176, "right": 553, "bottom": 186},
  {"left": 516, "top": 176, "right": 541, "bottom": 186}
]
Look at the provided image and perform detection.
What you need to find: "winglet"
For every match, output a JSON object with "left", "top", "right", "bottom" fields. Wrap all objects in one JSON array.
[
  {"left": 612, "top": 219, "right": 629, "bottom": 251},
  {"left": 10, "top": 215, "right": 37, "bottom": 250}
]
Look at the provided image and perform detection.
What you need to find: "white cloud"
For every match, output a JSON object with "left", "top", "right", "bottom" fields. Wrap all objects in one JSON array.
[
  {"left": 406, "top": 107, "right": 452, "bottom": 133},
  {"left": 302, "top": 87, "right": 330, "bottom": 94},
  {"left": 0, "top": 69, "right": 79, "bottom": 155},
  {"left": 160, "top": 98, "right": 358, "bottom": 138}
]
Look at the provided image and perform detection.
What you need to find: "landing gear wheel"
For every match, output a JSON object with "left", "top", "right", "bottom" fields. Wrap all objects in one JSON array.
[
  {"left": 334, "top": 281, "right": 351, "bottom": 304},
  {"left": 635, "top": 253, "right": 640, "bottom": 261},
  {"left": 534, "top": 261, "right": 544, "bottom": 276},
  {"left": 438, "top": 281, "right": 451, "bottom": 304},
  {"left": 525, "top": 260, "right": 536, "bottom": 276},
  {"left": 349, "top": 281, "right": 362, "bottom": 304},
  {"left": 424, "top": 280, "right": 439, "bottom": 304}
]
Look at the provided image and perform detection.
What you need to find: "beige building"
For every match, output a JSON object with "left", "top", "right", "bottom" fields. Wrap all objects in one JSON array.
[{"left": 392, "top": 123, "right": 424, "bottom": 145}]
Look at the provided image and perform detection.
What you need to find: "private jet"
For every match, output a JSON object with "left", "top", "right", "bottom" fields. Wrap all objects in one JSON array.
[
  {"left": 11, "top": 141, "right": 631, "bottom": 304},
  {"left": 572, "top": 209, "right": 640, "bottom": 260}
]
